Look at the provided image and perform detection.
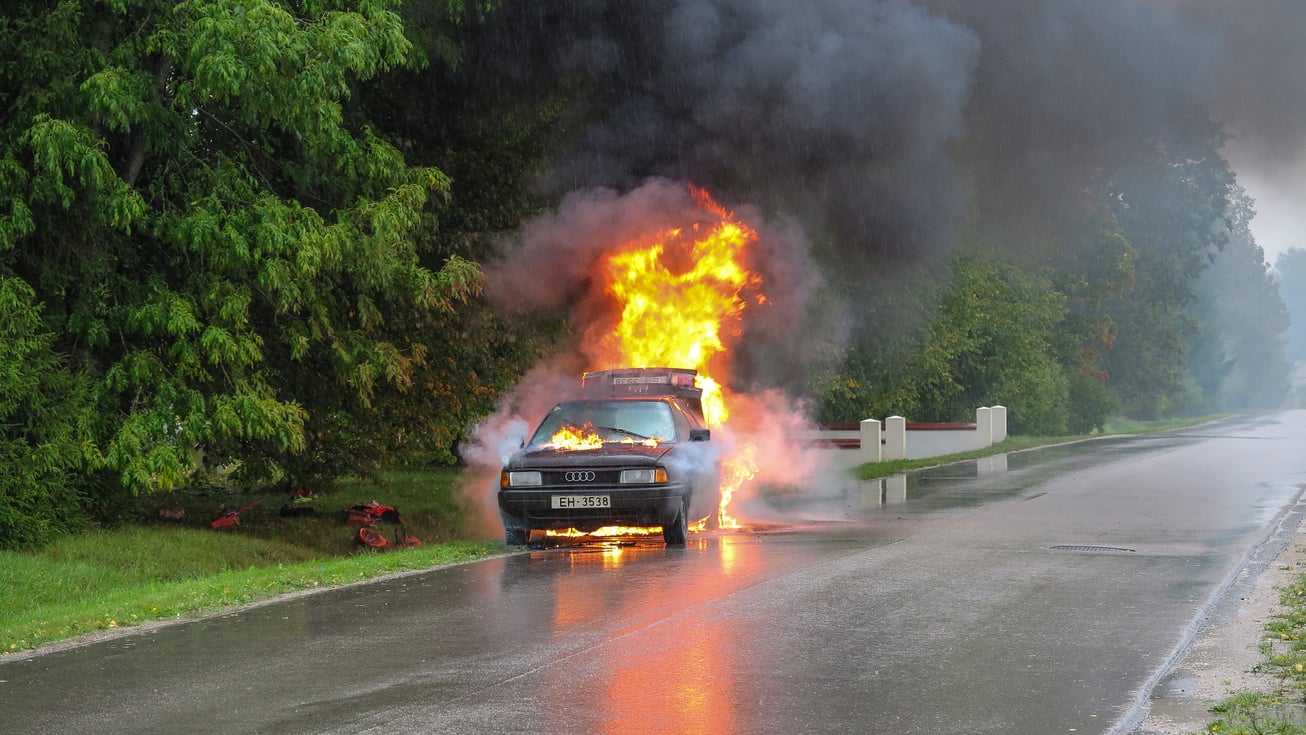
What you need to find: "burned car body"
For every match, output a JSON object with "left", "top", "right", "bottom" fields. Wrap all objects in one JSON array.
[{"left": 498, "top": 368, "right": 719, "bottom": 546}]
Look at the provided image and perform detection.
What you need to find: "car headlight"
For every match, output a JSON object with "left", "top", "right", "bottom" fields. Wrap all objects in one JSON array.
[
  {"left": 502, "top": 470, "right": 542, "bottom": 487},
  {"left": 620, "top": 467, "right": 668, "bottom": 484}
]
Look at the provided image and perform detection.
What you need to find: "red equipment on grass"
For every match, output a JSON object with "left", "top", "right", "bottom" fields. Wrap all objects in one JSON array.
[
  {"left": 354, "top": 525, "right": 423, "bottom": 550},
  {"left": 345, "top": 500, "right": 403, "bottom": 526},
  {"left": 355, "top": 526, "right": 391, "bottom": 549},
  {"left": 347, "top": 500, "right": 421, "bottom": 550},
  {"left": 210, "top": 498, "right": 264, "bottom": 529}
]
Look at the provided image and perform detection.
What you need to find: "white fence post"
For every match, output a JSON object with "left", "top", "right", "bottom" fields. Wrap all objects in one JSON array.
[
  {"left": 859, "top": 418, "right": 882, "bottom": 463},
  {"left": 992, "top": 405, "right": 1007, "bottom": 442},
  {"left": 976, "top": 407, "right": 993, "bottom": 450},
  {"left": 884, "top": 416, "right": 907, "bottom": 460}
]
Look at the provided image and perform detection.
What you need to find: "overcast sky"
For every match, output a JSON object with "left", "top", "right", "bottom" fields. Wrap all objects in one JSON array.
[{"left": 1232, "top": 150, "right": 1305, "bottom": 266}]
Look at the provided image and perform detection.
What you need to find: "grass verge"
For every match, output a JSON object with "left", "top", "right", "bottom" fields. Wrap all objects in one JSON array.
[{"left": 1, "top": 466, "right": 502, "bottom": 656}]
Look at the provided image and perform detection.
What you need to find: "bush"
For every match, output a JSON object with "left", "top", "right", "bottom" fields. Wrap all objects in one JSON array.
[
  {"left": 1066, "top": 374, "right": 1116, "bottom": 434},
  {"left": 1000, "top": 360, "right": 1070, "bottom": 436},
  {"left": 0, "top": 277, "right": 97, "bottom": 549}
]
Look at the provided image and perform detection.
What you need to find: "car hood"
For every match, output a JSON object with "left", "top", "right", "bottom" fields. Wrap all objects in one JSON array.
[{"left": 507, "top": 442, "right": 673, "bottom": 469}]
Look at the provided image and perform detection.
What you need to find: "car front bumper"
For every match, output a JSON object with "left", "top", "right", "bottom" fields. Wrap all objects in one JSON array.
[{"left": 498, "top": 484, "right": 689, "bottom": 531}]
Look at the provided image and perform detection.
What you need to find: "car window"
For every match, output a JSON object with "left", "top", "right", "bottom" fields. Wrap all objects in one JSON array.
[
  {"left": 529, "top": 400, "right": 677, "bottom": 446},
  {"left": 670, "top": 403, "right": 691, "bottom": 438}
]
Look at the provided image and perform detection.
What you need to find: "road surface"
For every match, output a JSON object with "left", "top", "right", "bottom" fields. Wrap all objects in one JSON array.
[{"left": 3, "top": 412, "right": 1305, "bottom": 734}]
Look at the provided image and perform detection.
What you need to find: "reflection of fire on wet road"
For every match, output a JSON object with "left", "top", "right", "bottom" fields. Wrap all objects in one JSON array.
[
  {"left": 536, "top": 524, "right": 785, "bottom": 549},
  {"left": 538, "top": 535, "right": 751, "bottom": 734},
  {"left": 599, "top": 615, "right": 737, "bottom": 735}
]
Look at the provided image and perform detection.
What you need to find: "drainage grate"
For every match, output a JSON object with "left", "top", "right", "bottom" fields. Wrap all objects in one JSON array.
[{"left": 1047, "top": 544, "right": 1136, "bottom": 554}]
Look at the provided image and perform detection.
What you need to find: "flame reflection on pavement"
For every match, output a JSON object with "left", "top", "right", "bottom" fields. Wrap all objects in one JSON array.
[{"left": 534, "top": 535, "right": 758, "bottom": 733}]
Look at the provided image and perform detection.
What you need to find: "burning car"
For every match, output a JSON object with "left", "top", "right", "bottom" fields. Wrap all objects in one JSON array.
[{"left": 498, "top": 368, "right": 719, "bottom": 546}]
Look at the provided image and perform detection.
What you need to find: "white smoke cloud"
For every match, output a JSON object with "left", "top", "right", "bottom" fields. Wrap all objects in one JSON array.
[{"left": 456, "top": 356, "right": 587, "bottom": 535}]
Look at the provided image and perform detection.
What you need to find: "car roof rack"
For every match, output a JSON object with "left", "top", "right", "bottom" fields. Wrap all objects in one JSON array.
[{"left": 580, "top": 367, "right": 703, "bottom": 411}]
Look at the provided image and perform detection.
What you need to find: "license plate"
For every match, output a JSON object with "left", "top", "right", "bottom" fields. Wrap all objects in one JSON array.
[{"left": 551, "top": 495, "right": 611, "bottom": 509}]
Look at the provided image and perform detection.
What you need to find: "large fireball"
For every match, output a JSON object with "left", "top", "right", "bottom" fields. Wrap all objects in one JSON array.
[{"left": 591, "top": 188, "right": 763, "bottom": 529}]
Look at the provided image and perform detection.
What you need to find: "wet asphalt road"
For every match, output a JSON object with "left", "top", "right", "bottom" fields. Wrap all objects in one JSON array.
[{"left": 4, "top": 412, "right": 1306, "bottom": 735}]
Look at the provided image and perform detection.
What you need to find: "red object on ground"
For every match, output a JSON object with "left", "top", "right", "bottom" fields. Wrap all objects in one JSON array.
[
  {"left": 209, "top": 498, "right": 264, "bottom": 529},
  {"left": 356, "top": 526, "right": 391, "bottom": 549},
  {"left": 345, "top": 501, "right": 402, "bottom": 525}
]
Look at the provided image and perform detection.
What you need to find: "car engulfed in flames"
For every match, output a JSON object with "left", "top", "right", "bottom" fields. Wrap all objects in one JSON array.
[{"left": 498, "top": 368, "right": 720, "bottom": 545}]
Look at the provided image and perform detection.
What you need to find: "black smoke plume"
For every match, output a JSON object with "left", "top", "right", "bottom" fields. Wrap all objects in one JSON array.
[{"left": 464, "top": 0, "right": 1306, "bottom": 259}]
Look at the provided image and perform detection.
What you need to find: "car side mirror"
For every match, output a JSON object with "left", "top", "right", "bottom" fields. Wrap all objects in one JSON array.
[{"left": 689, "top": 428, "right": 710, "bottom": 442}]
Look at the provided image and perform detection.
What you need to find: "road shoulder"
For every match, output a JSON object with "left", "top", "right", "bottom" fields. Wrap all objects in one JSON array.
[{"left": 1138, "top": 530, "right": 1305, "bottom": 734}]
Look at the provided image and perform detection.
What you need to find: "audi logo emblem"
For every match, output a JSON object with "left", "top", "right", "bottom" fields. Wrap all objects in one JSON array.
[{"left": 564, "top": 471, "right": 596, "bottom": 482}]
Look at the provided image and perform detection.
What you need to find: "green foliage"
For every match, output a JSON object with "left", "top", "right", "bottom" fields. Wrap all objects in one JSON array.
[
  {"left": 916, "top": 254, "right": 1070, "bottom": 432},
  {"left": 1182, "top": 188, "right": 1289, "bottom": 412},
  {"left": 1203, "top": 571, "right": 1306, "bottom": 734},
  {"left": 1277, "top": 248, "right": 1306, "bottom": 366},
  {"left": 1065, "top": 374, "right": 1116, "bottom": 434},
  {"left": 814, "top": 253, "right": 1076, "bottom": 435},
  {"left": 0, "top": 0, "right": 498, "bottom": 532},
  {"left": 1035, "top": 218, "right": 1132, "bottom": 433},
  {"left": 1102, "top": 127, "right": 1235, "bottom": 418},
  {"left": 1205, "top": 693, "right": 1306, "bottom": 734},
  {"left": 0, "top": 277, "right": 96, "bottom": 549},
  {"left": 806, "top": 261, "right": 947, "bottom": 423}
]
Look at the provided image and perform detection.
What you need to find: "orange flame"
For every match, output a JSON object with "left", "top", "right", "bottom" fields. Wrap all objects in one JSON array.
[
  {"left": 548, "top": 423, "right": 604, "bottom": 451},
  {"left": 622, "top": 437, "right": 662, "bottom": 447},
  {"left": 546, "top": 526, "right": 660, "bottom": 538},
  {"left": 596, "top": 188, "right": 762, "bottom": 530}
]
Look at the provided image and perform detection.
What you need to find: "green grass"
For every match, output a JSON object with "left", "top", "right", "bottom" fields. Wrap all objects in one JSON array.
[
  {"left": 124, "top": 466, "right": 487, "bottom": 556},
  {"left": 0, "top": 466, "right": 503, "bottom": 655},
  {"left": 1203, "top": 573, "right": 1306, "bottom": 733},
  {"left": 854, "top": 435, "right": 1079, "bottom": 480},
  {"left": 1100, "top": 414, "right": 1221, "bottom": 434}
]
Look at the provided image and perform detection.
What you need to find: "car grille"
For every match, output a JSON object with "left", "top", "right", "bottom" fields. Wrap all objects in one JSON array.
[{"left": 543, "top": 469, "right": 621, "bottom": 486}]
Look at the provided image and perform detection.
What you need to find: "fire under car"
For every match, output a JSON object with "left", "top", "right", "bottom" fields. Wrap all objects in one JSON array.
[{"left": 498, "top": 367, "right": 720, "bottom": 546}]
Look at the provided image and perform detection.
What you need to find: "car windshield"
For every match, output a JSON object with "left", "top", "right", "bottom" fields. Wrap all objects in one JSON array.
[{"left": 529, "top": 400, "right": 677, "bottom": 446}]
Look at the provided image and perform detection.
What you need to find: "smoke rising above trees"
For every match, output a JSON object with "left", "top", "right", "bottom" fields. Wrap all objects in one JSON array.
[
  {"left": 468, "top": 0, "right": 1296, "bottom": 417},
  {"left": 471, "top": 1, "right": 1306, "bottom": 259}
]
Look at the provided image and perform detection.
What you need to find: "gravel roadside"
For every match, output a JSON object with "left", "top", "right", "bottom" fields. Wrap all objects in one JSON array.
[{"left": 1137, "top": 529, "right": 1306, "bottom": 734}]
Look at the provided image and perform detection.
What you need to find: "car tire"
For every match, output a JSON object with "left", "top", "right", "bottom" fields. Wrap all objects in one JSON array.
[
  {"left": 505, "top": 527, "right": 528, "bottom": 546},
  {"left": 663, "top": 502, "right": 688, "bottom": 546}
]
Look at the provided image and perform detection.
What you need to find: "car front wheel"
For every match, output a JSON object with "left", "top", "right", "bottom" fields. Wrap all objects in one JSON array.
[
  {"left": 505, "top": 527, "right": 529, "bottom": 546},
  {"left": 663, "top": 501, "right": 688, "bottom": 546}
]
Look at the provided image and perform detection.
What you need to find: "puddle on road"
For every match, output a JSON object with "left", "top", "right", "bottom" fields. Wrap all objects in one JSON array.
[{"left": 753, "top": 433, "right": 1198, "bottom": 524}]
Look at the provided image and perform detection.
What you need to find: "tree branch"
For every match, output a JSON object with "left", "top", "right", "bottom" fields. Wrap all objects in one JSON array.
[{"left": 123, "top": 55, "right": 173, "bottom": 188}]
